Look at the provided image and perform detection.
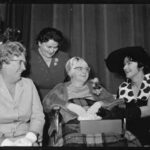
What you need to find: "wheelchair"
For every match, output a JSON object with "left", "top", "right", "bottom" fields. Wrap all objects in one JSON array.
[{"left": 47, "top": 106, "right": 141, "bottom": 147}]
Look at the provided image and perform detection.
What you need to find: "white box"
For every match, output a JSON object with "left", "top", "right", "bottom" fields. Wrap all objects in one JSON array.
[{"left": 80, "top": 119, "right": 123, "bottom": 134}]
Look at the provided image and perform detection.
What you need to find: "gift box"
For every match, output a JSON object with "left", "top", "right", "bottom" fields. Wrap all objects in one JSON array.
[{"left": 80, "top": 119, "right": 124, "bottom": 134}]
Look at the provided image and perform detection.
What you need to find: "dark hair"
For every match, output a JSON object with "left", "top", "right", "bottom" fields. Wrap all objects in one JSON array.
[
  {"left": 125, "top": 56, "right": 150, "bottom": 74},
  {"left": 36, "top": 27, "right": 64, "bottom": 50}
]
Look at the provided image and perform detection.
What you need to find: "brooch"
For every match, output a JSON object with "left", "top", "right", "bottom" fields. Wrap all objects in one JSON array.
[{"left": 54, "top": 58, "right": 59, "bottom": 66}]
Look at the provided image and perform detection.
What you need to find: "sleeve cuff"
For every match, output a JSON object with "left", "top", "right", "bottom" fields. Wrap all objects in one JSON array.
[
  {"left": 25, "top": 132, "right": 37, "bottom": 143},
  {"left": 1, "top": 139, "right": 14, "bottom": 146}
]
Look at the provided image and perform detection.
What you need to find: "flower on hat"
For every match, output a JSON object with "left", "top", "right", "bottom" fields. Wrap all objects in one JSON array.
[{"left": 54, "top": 58, "right": 59, "bottom": 66}]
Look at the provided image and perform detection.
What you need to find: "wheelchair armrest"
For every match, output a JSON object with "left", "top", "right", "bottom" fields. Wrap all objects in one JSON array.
[
  {"left": 48, "top": 106, "right": 63, "bottom": 146},
  {"left": 48, "top": 106, "right": 61, "bottom": 137}
]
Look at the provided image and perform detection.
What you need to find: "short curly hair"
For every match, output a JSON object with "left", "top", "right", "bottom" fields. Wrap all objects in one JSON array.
[
  {"left": 0, "top": 41, "right": 26, "bottom": 69},
  {"left": 36, "top": 27, "right": 64, "bottom": 50}
]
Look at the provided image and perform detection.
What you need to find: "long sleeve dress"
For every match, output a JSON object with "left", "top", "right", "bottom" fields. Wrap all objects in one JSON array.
[
  {"left": 0, "top": 75, "right": 45, "bottom": 144},
  {"left": 29, "top": 49, "right": 69, "bottom": 101},
  {"left": 118, "top": 73, "right": 150, "bottom": 145}
]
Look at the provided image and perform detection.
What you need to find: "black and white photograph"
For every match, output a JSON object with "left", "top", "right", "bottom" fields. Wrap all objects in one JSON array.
[{"left": 0, "top": 1, "right": 150, "bottom": 148}]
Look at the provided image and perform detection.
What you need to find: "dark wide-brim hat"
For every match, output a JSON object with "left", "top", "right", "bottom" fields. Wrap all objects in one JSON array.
[{"left": 105, "top": 46, "right": 150, "bottom": 77}]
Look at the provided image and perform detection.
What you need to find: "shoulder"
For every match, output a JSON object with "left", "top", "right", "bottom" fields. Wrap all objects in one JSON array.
[
  {"left": 50, "top": 82, "right": 67, "bottom": 94},
  {"left": 29, "top": 49, "right": 40, "bottom": 63},
  {"left": 57, "top": 50, "right": 68, "bottom": 56},
  {"left": 30, "top": 49, "right": 39, "bottom": 57},
  {"left": 44, "top": 82, "right": 68, "bottom": 102},
  {"left": 21, "top": 77, "right": 35, "bottom": 86},
  {"left": 55, "top": 51, "right": 69, "bottom": 59},
  {"left": 53, "top": 82, "right": 65, "bottom": 90}
]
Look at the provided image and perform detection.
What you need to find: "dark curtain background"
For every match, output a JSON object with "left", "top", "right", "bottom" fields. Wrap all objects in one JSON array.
[{"left": 0, "top": 3, "right": 150, "bottom": 94}]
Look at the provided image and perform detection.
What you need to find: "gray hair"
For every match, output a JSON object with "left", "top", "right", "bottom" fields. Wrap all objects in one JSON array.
[
  {"left": 0, "top": 41, "right": 26, "bottom": 69},
  {"left": 65, "top": 56, "right": 89, "bottom": 75}
]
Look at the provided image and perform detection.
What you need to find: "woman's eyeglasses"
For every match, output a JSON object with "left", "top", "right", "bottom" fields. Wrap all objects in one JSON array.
[
  {"left": 73, "top": 67, "right": 90, "bottom": 72},
  {"left": 10, "top": 59, "right": 26, "bottom": 66}
]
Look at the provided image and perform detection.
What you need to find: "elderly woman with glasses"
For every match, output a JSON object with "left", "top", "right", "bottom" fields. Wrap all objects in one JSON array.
[
  {"left": 0, "top": 41, "right": 45, "bottom": 146},
  {"left": 43, "top": 56, "right": 126, "bottom": 146}
]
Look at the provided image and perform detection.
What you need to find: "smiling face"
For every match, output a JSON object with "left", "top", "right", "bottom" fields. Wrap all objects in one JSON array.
[
  {"left": 38, "top": 39, "right": 59, "bottom": 58},
  {"left": 67, "top": 58, "right": 90, "bottom": 84},
  {"left": 1, "top": 54, "right": 26, "bottom": 83},
  {"left": 123, "top": 56, "right": 143, "bottom": 80}
]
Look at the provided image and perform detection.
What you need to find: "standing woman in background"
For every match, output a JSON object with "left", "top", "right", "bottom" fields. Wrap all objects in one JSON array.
[
  {"left": 28, "top": 27, "right": 69, "bottom": 145},
  {"left": 28, "top": 27, "right": 69, "bottom": 101}
]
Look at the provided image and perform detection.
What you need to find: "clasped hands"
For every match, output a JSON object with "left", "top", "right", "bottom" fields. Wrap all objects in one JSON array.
[{"left": 1, "top": 132, "right": 37, "bottom": 146}]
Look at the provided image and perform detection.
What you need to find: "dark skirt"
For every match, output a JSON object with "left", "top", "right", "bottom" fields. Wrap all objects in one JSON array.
[{"left": 127, "top": 117, "right": 150, "bottom": 145}]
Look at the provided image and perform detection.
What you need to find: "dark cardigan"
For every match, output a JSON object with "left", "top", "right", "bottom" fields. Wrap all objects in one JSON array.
[{"left": 29, "top": 49, "right": 69, "bottom": 100}]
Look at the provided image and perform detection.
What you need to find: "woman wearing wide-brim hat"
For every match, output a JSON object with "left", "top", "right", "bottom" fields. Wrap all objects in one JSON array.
[{"left": 105, "top": 46, "right": 150, "bottom": 146}]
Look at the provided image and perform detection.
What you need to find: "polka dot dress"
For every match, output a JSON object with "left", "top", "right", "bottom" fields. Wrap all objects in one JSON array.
[{"left": 118, "top": 73, "right": 150, "bottom": 105}]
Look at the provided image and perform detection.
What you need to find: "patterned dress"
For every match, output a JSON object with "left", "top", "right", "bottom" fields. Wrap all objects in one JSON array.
[{"left": 118, "top": 73, "right": 150, "bottom": 145}]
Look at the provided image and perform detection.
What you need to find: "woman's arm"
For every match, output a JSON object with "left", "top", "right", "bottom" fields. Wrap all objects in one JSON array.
[
  {"left": 140, "top": 97, "right": 150, "bottom": 118},
  {"left": 29, "top": 81, "right": 45, "bottom": 137}
]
